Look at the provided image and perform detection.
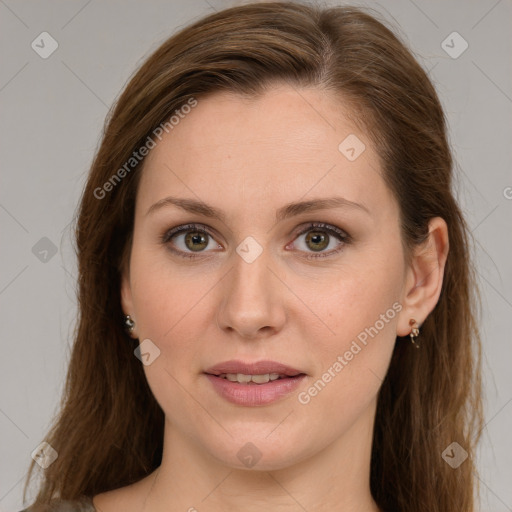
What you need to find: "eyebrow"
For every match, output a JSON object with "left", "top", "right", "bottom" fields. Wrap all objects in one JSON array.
[{"left": 146, "top": 195, "right": 370, "bottom": 222}]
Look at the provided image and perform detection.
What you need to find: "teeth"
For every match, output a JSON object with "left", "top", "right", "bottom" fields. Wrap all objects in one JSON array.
[
  {"left": 219, "top": 373, "right": 284, "bottom": 384},
  {"left": 251, "top": 374, "right": 270, "bottom": 384}
]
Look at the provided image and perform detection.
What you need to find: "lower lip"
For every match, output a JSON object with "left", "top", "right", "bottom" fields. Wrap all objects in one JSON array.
[{"left": 205, "top": 374, "right": 306, "bottom": 406}]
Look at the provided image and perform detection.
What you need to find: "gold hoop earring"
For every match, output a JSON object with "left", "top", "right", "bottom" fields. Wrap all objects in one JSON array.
[{"left": 409, "top": 318, "right": 420, "bottom": 349}]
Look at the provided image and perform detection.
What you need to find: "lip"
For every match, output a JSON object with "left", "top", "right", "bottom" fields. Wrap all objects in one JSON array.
[
  {"left": 204, "top": 359, "right": 304, "bottom": 377},
  {"left": 204, "top": 359, "right": 306, "bottom": 406}
]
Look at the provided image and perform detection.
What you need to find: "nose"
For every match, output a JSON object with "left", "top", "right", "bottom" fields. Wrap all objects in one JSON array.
[{"left": 216, "top": 245, "right": 286, "bottom": 340}]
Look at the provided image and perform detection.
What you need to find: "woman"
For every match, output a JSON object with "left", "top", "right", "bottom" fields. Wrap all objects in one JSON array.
[{"left": 21, "top": 2, "right": 483, "bottom": 511}]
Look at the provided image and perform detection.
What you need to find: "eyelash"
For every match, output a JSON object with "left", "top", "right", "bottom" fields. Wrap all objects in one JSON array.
[{"left": 161, "top": 222, "right": 351, "bottom": 260}]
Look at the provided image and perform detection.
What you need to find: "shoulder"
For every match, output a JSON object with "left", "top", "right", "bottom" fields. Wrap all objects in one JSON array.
[{"left": 19, "top": 496, "right": 95, "bottom": 512}]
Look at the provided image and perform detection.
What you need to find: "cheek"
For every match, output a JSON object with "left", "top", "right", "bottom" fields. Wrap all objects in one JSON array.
[
  {"left": 296, "top": 244, "right": 403, "bottom": 407},
  {"left": 305, "top": 241, "right": 404, "bottom": 346},
  {"left": 128, "top": 248, "right": 217, "bottom": 363},
  {"left": 129, "top": 241, "right": 188, "bottom": 329},
  {"left": 128, "top": 253, "right": 214, "bottom": 421}
]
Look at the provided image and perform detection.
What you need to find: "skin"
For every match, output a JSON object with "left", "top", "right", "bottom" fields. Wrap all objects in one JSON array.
[{"left": 93, "top": 84, "right": 448, "bottom": 512}]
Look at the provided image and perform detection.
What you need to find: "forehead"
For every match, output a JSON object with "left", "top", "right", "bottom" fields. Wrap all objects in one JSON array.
[{"left": 137, "top": 85, "right": 395, "bottom": 220}]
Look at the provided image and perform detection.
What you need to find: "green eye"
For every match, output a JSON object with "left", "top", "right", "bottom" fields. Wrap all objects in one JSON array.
[
  {"left": 162, "top": 222, "right": 351, "bottom": 260},
  {"left": 292, "top": 222, "right": 350, "bottom": 259}
]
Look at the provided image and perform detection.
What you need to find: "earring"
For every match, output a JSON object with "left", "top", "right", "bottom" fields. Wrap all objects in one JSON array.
[
  {"left": 124, "top": 314, "right": 135, "bottom": 334},
  {"left": 409, "top": 318, "right": 420, "bottom": 349}
]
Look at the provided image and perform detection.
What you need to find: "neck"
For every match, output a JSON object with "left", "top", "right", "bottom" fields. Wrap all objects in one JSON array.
[{"left": 139, "top": 398, "right": 381, "bottom": 512}]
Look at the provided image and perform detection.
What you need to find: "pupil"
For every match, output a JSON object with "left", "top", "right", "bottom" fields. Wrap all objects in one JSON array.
[
  {"left": 186, "top": 232, "right": 207, "bottom": 251},
  {"left": 183, "top": 230, "right": 329, "bottom": 253},
  {"left": 307, "top": 231, "right": 328, "bottom": 252}
]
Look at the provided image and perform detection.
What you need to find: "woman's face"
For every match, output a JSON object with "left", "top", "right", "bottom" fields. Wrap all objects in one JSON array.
[{"left": 122, "top": 84, "right": 411, "bottom": 470}]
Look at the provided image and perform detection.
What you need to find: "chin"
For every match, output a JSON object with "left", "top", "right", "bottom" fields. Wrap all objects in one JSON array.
[{"left": 200, "top": 429, "right": 315, "bottom": 472}]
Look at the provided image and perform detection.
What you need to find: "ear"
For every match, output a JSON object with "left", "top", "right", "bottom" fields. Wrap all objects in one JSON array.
[
  {"left": 397, "top": 217, "right": 449, "bottom": 336},
  {"left": 120, "top": 262, "right": 136, "bottom": 338}
]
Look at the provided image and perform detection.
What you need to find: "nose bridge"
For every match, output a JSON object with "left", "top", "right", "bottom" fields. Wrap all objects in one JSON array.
[
  {"left": 217, "top": 238, "right": 284, "bottom": 337},
  {"left": 232, "top": 242, "right": 271, "bottom": 299}
]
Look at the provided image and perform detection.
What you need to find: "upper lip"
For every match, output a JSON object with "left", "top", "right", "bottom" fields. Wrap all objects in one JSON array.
[{"left": 204, "top": 360, "right": 305, "bottom": 377}]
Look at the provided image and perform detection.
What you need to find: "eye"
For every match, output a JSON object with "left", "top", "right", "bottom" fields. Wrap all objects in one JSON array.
[
  {"left": 161, "top": 224, "right": 221, "bottom": 259},
  {"left": 289, "top": 222, "right": 350, "bottom": 259},
  {"left": 161, "top": 222, "right": 351, "bottom": 260}
]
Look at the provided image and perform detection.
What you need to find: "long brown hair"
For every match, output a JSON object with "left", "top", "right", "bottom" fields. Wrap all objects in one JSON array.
[{"left": 23, "top": 3, "right": 483, "bottom": 511}]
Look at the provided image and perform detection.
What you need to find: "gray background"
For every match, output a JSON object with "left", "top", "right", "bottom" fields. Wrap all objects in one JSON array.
[{"left": 1, "top": 0, "right": 510, "bottom": 510}]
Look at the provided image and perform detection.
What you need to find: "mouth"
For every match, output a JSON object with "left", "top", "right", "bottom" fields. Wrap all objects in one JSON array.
[
  {"left": 204, "top": 359, "right": 305, "bottom": 380},
  {"left": 204, "top": 360, "right": 306, "bottom": 406},
  {"left": 212, "top": 372, "right": 301, "bottom": 384}
]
